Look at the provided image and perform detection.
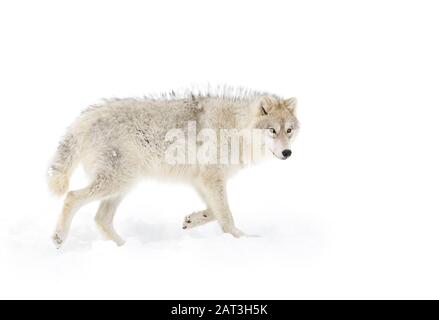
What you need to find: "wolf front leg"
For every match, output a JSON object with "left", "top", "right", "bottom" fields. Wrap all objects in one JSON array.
[
  {"left": 196, "top": 172, "right": 245, "bottom": 238},
  {"left": 95, "top": 195, "right": 126, "bottom": 246}
]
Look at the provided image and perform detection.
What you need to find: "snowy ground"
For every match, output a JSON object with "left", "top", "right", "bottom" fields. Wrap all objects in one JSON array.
[
  {"left": 1, "top": 1, "right": 439, "bottom": 299},
  {"left": 1, "top": 127, "right": 438, "bottom": 299},
  {"left": 1, "top": 157, "right": 332, "bottom": 299}
]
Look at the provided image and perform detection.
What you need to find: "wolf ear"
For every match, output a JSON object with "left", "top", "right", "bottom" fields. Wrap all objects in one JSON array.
[
  {"left": 284, "top": 97, "right": 297, "bottom": 114},
  {"left": 257, "top": 96, "right": 275, "bottom": 116}
]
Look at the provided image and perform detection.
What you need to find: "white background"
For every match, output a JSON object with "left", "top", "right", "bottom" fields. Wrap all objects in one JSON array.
[{"left": 0, "top": 0, "right": 438, "bottom": 299}]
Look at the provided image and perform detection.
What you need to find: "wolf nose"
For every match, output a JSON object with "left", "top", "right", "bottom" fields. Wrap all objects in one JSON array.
[{"left": 282, "top": 149, "right": 292, "bottom": 158}]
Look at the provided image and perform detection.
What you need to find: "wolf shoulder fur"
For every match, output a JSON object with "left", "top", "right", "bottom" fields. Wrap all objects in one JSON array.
[{"left": 48, "top": 87, "right": 299, "bottom": 248}]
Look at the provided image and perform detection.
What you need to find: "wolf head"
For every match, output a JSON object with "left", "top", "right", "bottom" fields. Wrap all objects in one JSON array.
[{"left": 251, "top": 96, "right": 299, "bottom": 160}]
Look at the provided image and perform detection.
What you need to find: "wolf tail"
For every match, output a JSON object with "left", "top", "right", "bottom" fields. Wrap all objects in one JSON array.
[{"left": 47, "top": 133, "right": 79, "bottom": 196}]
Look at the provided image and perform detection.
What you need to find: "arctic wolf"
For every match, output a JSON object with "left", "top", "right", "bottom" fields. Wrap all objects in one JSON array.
[{"left": 47, "top": 87, "right": 299, "bottom": 248}]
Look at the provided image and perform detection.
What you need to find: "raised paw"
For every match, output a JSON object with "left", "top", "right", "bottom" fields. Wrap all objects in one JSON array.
[
  {"left": 182, "top": 215, "right": 193, "bottom": 230},
  {"left": 182, "top": 210, "right": 214, "bottom": 230}
]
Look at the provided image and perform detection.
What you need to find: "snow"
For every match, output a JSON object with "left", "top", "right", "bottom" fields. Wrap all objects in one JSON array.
[
  {"left": 1, "top": 0, "right": 439, "bottom": 299},
  {"left": 0, "top": 167, "right": 330, "bottom": 299}
]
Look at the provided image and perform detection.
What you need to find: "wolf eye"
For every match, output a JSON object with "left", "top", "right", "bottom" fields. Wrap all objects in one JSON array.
[
  {"left": 268, "top": 128, "right": 276, "bottom": 135},
  {"left": 287, "top": 128, "right": 292, "bottom": 134}
]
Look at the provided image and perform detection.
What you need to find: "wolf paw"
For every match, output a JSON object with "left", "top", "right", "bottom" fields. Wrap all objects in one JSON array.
[
  {"left": 229, "top": 227, "right": 245, "bottom": 238},
  {"left": 52, "top": 232, "right": 64, "bottom": 249},
  {"left": 182, "top": 215, "right": 193, "bottom": 230},
  {"left": 222, "top": 226, "right": 248, "bottom": 238},
  {"left": 182, "top": 210, "right": 213, "bottom": 230},
  {"left": 228, "top": 228, "right": 260, "bottom": 238}
]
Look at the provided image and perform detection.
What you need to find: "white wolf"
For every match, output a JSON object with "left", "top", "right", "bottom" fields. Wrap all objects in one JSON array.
[{"left": 47, "top": 87, "right": 299, "bottom": 248}]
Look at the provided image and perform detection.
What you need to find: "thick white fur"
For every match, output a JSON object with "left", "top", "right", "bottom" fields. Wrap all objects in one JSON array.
[{"left": 48, "top": 87, "right": 299, "bottom": 248}]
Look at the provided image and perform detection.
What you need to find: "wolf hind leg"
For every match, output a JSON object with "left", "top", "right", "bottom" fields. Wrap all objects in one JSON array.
[
  {"left": 95, "top": 195, "right": 126, "bottom": 246},
  {"left": 182, "top": 209, "right": 215, "bottom": 230},
  {"left": 52, "top": 173, "right": 130, "bottom": 249}
]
